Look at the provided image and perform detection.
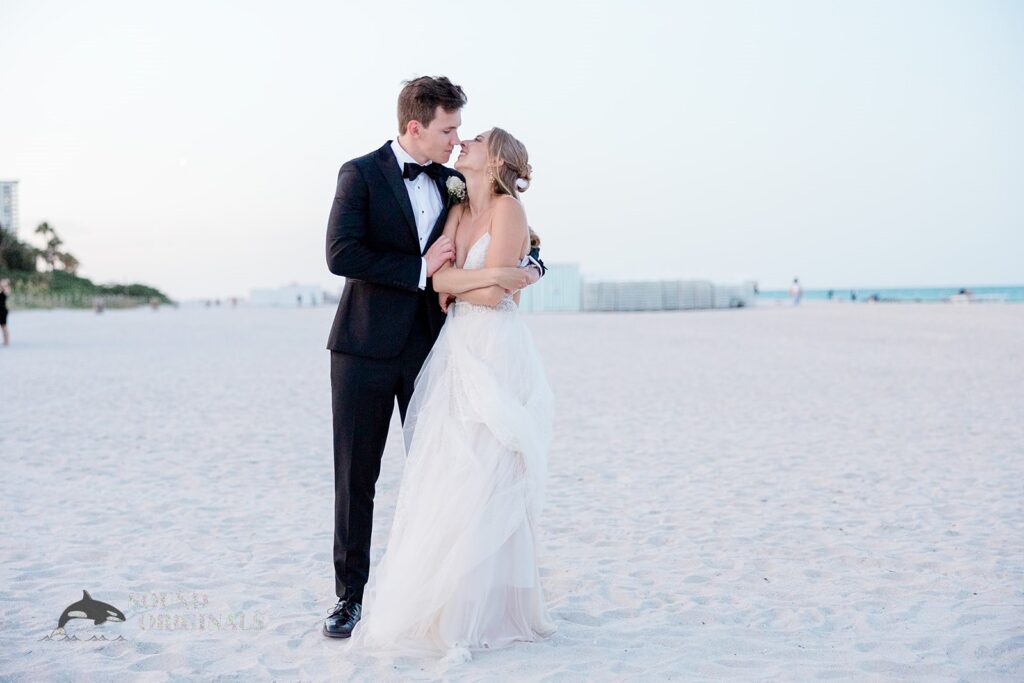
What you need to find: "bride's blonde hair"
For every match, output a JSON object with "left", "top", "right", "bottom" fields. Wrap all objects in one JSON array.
[
  {"left": 486, "top": 128, "right": 542, "bottom": 250},
  {"left": 487, "top": 127, "right": 532, "bottom": 200}
]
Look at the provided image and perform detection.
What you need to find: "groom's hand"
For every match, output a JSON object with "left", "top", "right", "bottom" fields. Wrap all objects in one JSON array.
[{"left": 425, "top": 236, "right": 455, "bottom": 277}]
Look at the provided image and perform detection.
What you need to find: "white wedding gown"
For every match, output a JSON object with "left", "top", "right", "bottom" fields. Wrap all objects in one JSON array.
[{"left": 350, "top": 232, "right": 556, "bottom": 661}]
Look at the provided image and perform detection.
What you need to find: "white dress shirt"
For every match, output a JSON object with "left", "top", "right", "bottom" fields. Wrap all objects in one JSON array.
[{"left": 391, "top": 139, "right": 443, "bottom": 290}]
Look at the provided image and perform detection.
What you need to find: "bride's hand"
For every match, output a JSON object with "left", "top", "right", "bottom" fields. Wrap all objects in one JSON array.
[
  {"left": 493, "top": 267, "right": 531, "bottom": 293},
  {"left": 439, "top": 291, "right": 456, "bottom": 313}
]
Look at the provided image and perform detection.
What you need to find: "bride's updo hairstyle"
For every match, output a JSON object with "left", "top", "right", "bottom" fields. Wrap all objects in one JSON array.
[{"left": 487, "top": 127, "right": 532, "bottom": 200}]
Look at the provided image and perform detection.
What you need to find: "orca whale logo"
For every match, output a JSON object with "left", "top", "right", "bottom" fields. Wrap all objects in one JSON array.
[{"left": 51, "top": 590, "right": 126, "bottom": 636}]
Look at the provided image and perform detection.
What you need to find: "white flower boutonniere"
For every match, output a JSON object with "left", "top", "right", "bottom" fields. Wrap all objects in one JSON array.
[{"left": 446, "top": 176, "right": 467, "bottom": 203}]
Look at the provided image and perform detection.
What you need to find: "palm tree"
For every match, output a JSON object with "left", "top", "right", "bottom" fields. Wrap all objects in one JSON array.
[
  {"left": 35, "top": 222, "right": 57, "bottom": 271},
  {"left": 46, "top": 234, "right": 64, "bottom": 266},
  {"left": 34, "top": 222, "right": 73, "bottom": 272}
]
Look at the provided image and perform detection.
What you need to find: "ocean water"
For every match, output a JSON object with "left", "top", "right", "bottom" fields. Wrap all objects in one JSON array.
[{"left": 760, "top": 285, "right": 1024, "bottom": 303}]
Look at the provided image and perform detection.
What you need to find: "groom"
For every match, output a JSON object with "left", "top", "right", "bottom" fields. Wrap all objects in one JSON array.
[{"left": 323, "top": 76, "right": 544, "bottom": 638}]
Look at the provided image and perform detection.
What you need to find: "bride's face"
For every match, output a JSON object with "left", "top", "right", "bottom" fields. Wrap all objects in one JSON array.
[{"left": 454, "top": 131, "right": 493, "bottom": 174}]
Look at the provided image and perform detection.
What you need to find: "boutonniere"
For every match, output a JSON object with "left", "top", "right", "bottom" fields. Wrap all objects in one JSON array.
[{"left": 445, "top": 176, "right": 467, "bottom": 203}]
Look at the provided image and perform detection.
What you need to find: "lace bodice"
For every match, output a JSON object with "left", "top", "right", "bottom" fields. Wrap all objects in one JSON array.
[{"left": 452, "top": 233, "right": 527, "bottom": 314}]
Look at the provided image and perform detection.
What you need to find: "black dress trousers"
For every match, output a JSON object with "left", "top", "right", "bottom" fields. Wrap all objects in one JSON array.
[{"left": 329, "top": 291, "right": 435, "bottom": 603}]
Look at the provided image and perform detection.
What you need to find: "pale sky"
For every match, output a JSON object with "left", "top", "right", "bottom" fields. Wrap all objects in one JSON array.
[{"left": 1, "top": 0, "right": 1021, "bottom": 299}]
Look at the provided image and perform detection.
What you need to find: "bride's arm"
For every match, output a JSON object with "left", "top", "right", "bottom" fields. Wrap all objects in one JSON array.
[
  {"left": 432, "top": 204, "right": 535, "bottom": 295},
  {"left": 455, "top": 198, "right": 530, "bottom": 308},
  {"left": 430, "top": 205, "right": 482, "bottom": 293},
  {"left": 435, "top": 264, "right": 528, "bottom": 295},
  {"left": 433, "top": 263, "right": 501, "bottom": 295},
  {"left": 431, "top": 205, "right": 498, "bottom": 294}
]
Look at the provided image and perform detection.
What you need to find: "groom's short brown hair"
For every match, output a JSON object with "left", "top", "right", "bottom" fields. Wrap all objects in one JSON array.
[{"left": 397, "top": 76, "right": 467, "bottom": 135}]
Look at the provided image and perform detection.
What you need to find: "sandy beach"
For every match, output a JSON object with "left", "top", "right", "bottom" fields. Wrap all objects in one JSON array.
[{"left": 1, "top": 302, "right": 1022, "bottom": 681}]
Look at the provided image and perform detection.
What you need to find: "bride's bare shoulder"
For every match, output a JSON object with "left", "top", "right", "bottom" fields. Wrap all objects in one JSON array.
[
  {"left": 490, "top": 197, "right": 528, "bottom": 258},
  {"left": 492, "top": 195, "right": 526, "bottom": 226},
  {"left": 494, "top": 194, "right": 523, "bottom": 209},
  {"left": 449, "top": 203, "right": 467, "bottom": 222},
  {"left": 443, "top": 202, "right": 467, "bottom": 237}
]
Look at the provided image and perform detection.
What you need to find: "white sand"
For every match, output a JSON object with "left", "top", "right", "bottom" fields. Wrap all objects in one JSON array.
[{"left": 1, "top": 302, "right": 1022, "bottom": 681}]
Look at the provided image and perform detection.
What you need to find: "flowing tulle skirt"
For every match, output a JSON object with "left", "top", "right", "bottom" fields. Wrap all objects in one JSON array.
[{"left": 350, "top": 298, "right": 556, "bottom": 660}]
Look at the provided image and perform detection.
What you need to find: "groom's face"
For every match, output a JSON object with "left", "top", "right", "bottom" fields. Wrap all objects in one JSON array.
[{"left": 417, "top": 107, "right": 462, "bottom": 165}]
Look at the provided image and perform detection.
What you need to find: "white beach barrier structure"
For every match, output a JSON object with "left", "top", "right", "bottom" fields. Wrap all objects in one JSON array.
[
  {"left": 517, "top": 264, "right": 582, "bottom": 312},
  {"left": 581, "top": 279, "right": 755, "bottom": 312},
  {"left": 519, "top": 265, "right": 756, "bottom": 312}
]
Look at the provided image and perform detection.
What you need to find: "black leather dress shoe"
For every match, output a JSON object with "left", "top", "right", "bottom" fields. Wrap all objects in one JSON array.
[{"left": 323, "top": 599, "right": 361, "bottom": 639}]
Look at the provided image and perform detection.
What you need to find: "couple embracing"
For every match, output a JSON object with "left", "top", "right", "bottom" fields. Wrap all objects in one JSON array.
[{"left": 323, "top": 75, "right": 555, "bottom": 662}]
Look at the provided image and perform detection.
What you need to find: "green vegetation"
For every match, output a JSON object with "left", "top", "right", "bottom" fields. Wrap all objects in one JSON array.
[{"left": 0, "top": 222, "right": 173, "bottom": 309}]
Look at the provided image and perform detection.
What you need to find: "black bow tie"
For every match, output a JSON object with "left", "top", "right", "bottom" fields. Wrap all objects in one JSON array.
[{"left": 402, "top": 162, "right": 445, "bottom": 182}]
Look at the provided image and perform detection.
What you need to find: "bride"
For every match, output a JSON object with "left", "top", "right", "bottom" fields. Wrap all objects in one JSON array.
[{"left": 349, "top": 127, "right": 556, "bottom": 661}]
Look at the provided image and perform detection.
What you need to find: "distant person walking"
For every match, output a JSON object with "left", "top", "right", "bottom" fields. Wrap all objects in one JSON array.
[
  {"left": 789, "top": 277, "right": 803, "bottom": 306},
  {"left": 0, "top": 278, "right": 10, "bottom": 347}
]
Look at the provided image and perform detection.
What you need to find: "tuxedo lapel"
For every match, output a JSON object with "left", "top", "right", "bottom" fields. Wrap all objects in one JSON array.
[{"left": 375, "top": 143, "right": 419, "bottom": 245}]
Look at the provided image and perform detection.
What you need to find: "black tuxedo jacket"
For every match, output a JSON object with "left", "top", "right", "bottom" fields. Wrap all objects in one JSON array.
[{"left": 326, "top": 141, "right": 462, "bottom": 359}]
